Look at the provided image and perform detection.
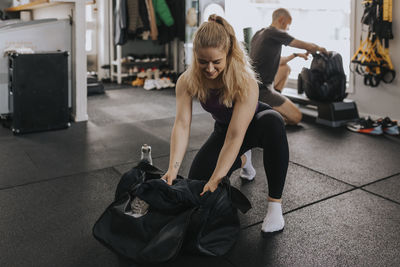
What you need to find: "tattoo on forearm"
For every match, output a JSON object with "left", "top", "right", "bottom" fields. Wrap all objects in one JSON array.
[{"left": 173, "top": 162, "right": 180, "bottom": 169}]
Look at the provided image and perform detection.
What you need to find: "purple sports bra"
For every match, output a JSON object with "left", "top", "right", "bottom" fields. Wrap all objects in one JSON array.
[{"left": 200, "top": 89, "right": 259, "bottom": 124}]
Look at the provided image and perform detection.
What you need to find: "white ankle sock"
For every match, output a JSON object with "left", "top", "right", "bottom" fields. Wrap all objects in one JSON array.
[
  {"left": 261, "top": 202, "right": 285, "bottom": 233},
  {"left": 240, "top": 150, "right": 256, "bottom": 180}
]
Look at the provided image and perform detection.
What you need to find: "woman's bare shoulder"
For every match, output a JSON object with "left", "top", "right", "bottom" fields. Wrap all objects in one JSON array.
[
  {"left": 238, "top": 78, "right": 258, "bottom": 103},
  {"left": 177, "top": 70, "right": 190, "bottom": 85},
  {"left": 176, "top": 71, "right": 193, "bottom": 96},
  {"left": 176, "top": 71, "right": 193, "bottom": 91}
]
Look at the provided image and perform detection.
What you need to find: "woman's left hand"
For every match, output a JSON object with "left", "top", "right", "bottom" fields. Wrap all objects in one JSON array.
[{"left": 200, "top": 179, "right": 220, "bottom": 196}]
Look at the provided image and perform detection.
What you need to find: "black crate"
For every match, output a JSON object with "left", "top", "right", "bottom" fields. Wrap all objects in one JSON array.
[{"left": 8, "top": 51, "right": 70, "bottom": 134}]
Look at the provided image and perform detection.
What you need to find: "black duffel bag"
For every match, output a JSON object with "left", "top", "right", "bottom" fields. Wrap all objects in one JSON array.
[
  {"left": 93, "top": 161, "right": 251, "bottom": 265},
  {"left": 298, "top": 51, "right": 347, "bottom": 102}
]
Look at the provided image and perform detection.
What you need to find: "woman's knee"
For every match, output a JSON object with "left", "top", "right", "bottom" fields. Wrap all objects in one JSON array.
[
  {"left": 257, "top": 109, "right": 285, "bottom": 129},
  {"left": 256, "top": 110, "right": 287, "bottom": 140}
]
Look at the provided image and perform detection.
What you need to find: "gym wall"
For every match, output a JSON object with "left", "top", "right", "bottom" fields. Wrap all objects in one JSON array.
[{"left": 351, "top": 0, "right": 399, "bottom": 120}]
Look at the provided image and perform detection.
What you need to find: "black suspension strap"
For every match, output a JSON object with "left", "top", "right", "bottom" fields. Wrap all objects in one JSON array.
[{"left": 351, "top": 0, "right": 395, "bottom": 87}]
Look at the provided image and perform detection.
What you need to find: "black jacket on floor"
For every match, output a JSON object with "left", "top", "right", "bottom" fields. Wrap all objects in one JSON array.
[{"left": 93, "top": 161, "right": 251, "bottom": 265}]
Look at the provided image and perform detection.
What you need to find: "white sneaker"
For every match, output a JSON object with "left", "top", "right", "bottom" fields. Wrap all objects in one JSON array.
[
  {"left": 158, "top": 78, "right": 168, "bottom": 88},
  {"left": 143, "top": 79, "right": 155, "bottom": 90},
  {"left": 146, "top": 68, "right": 153, "bottom": 79},
  {"left": 153, "top": 68, "right": 160, "bottom": 80},
  {"left": 261, "top": 202, "right": 285, "bottom": 236},
  {"left": 141, "top": 31, "right": 150, "bottom": 40},
  {"left": 163, "top": 77, "right": 175, "bottom": 88},
  {"left": 240, "top": 150, "right": 256, "bottom": 180},
  {"left": 137, "top": 70, "right": 146, "bottom": 78},
  {"left": 153, "top": 79, "right": 162, "bottom": 90}
]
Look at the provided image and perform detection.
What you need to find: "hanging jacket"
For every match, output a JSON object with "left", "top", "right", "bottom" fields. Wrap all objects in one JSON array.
[
  {"left": 152, "top": 0, "right": 174, "bottom": 26},
  {"left": 138, "top": 0, "right": 150, "bottom": 31},
  {"left": 158, "top": 0, "right": 185, "bottom": 44},
  {"left": 126, "top": 0, "right": 144, "bottom": 34},
  {"left": 145, "top": 0, "right": 158, "bottom": 40},
  {"left": 115, "top": 0, "right": 128, "bottom": 45},
  {"left": 93, "top": 161, "right": 252, "bottom": 265}
]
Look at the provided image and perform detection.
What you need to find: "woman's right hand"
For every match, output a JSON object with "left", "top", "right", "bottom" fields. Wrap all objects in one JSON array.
[{"left": 161, "top": 170, "right": 177, "bottom": 186}]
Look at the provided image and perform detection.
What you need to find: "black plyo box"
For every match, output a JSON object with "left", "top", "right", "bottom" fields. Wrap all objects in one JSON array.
[{"left": 8, "top": 52, "right": 70, "bottom": 134}]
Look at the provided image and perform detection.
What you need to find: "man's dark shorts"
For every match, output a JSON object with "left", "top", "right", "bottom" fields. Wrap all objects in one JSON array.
[{"left": 258, "top": 83, "right": 287, "bottom": 107}]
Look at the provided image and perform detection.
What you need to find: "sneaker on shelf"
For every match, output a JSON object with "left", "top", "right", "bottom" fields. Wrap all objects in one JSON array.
[
  {"left": 153, "top": 68, "right": 160, "bottom": 80},
  {"left": 137, "top": 69, "right": 146, "bottom": 78},
  {"left": 144, "top": 79, "right": 156, "bottom": 90},
  {"left": 146, "top": 68, "right": 153, "bottom": 79},
  {"left": 163, "top": 77, "right": 175, "bottom": 88},
  {"left": 121, "top": 57, "right": 129, "bottom": 64},
  {"left": 159, "top": 78, "right": 169, "bottom": 89},
  {"left": 141, "top": 31, "right": 150, "bottom": 40},
  {"left": 153, "top": 79, "right": 163, "bottom": 90},
  {"left": 159, "top": 77, "right": 167, "bottom": 88},
  {"left": 377, "top": 117, "right": 399, "bottom": 135},
  {"left": 132, "top": 77, "right": 144, "bottom": 87},
  {"left": 346, "top": 117, "right": 383, "bottom": 135}
]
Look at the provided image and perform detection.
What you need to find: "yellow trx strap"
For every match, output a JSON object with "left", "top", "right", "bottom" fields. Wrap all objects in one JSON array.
[
  {"left": 383, "top": 0, "right": 389, "bottom": 21},
  {"left": 351, "top": 0, "right": 395, "bottom": 86},
  {"left": 376, "top": 40, "right": 394, "bottom": 70}
]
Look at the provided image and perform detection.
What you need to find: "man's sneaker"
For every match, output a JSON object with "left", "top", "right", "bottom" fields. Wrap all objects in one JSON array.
[
  {"left": 377, "top": 117, "right": 399, "bottom": 135},
  {"left": 346, "top": 117, "right": 383, "bottom": 135}
]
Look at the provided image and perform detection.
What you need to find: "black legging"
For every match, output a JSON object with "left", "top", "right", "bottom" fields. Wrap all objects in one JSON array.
[{"left": 188, "top": 102, "right": 289, "bottom": 199}]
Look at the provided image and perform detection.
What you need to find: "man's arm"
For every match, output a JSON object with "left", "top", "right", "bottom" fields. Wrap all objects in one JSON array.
[
  {"left": 289, "top": 39, "right": 328, "bottom": 55},
  {"left": 279, "top": 52, "right": 309, "bottom": 65}
]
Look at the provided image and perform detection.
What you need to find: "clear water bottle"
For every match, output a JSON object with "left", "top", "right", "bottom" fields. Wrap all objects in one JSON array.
[
  {"left": 141, "top": 144, "right": 153, "bottom": 165},
  {"left": 130, "top": 144, "right": 153, "bottom": 218}
]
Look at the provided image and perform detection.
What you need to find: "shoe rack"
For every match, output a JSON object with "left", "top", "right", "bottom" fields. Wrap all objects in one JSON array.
[{"left": 108, "top": 0, "right": 181, "bottom": 85}]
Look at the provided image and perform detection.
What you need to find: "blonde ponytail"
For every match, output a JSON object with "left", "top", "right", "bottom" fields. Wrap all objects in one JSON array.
[{"left": 186, "top": 15, "right": 258, "bottom": 107}]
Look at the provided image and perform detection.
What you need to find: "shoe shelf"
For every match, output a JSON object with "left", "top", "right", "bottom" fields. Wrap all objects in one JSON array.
[
  {"left": 110, "top": 46, "right": 171, "bottom": 84},
  {"left": 119, "top": 60, "right": 167, "bottom": 69}
]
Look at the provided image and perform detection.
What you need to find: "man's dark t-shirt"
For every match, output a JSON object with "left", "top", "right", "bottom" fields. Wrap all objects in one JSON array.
[{"left": 250, "top": 26, "right": 294, "bottom": 85}]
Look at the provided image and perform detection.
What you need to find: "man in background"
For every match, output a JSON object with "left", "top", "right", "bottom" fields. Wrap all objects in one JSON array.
[
  {"left": 240, "top": 8, "right": 328, "bottom": 181},
  {"left": 250, "top": 7, "right": 328, "bottom": 125}
]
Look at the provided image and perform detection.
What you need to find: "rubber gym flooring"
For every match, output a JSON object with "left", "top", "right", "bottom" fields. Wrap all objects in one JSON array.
[{"left": 1, "top": 86, "right": 399, "bottom": 267}]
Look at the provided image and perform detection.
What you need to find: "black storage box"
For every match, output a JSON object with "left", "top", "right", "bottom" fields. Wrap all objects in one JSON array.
[{"left": 8, "top": 51, "right": 70, "bottom": 134}]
